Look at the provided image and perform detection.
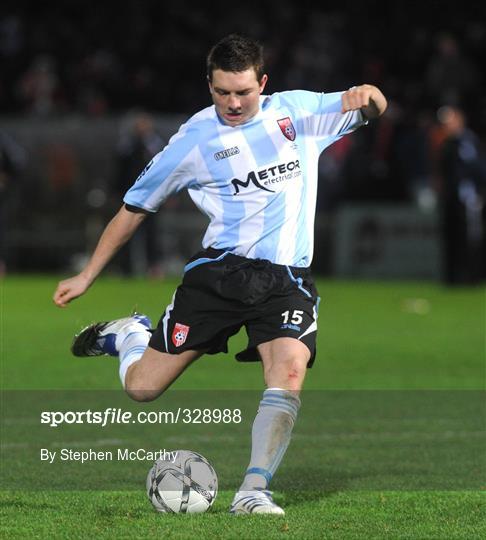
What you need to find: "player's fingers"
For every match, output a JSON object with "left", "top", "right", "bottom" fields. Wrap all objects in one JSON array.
[
  {"left": 53, "top": 292, "right": 66, "bottom": 307},
  {"left": 341, "top": 92, "right": 351, "bottom": 113},
  {"left": 341, "top": 90, "right": 358, "bottom": 112},
  {"left": 53, "top": 284, "right": 73, "bottom": 307},
  {"left": 53, "top": 285, "right": 64, "bottom": 304},
  {"left": 56, "top": 293, "right": 74, "bottom": 308},
  {"left": 355, "top": 89, "right": 370, "bottom": 109},
  {"left": 342, "top": 86, "right": 370, "bottom": 112}
]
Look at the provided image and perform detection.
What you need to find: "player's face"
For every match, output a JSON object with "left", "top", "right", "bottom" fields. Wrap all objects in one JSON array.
[{"left": 209, "top": 68, "right": 268, "bottom": 126}]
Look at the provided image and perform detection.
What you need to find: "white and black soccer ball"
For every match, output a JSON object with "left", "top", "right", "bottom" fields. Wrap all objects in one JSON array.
[{"left": 146, "top": 450, "right": 218, "bottom": 513}]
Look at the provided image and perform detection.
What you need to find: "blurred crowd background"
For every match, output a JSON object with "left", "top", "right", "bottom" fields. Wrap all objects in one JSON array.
[{"left": 1, "top": 1, "right": 485, "bottom": 283}]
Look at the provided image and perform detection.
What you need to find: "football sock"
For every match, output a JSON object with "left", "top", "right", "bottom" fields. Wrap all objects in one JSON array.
[
  {"left": 239, "top": 387, "right": 301, "bottom": 491},
  {"left": 118, "top": 329, "right": 150, "bottom": 387}
]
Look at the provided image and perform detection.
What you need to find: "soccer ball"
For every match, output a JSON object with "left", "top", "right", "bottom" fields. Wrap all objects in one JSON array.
[{"left": 146, "top": 450, "right": 218, "bottom": 513}]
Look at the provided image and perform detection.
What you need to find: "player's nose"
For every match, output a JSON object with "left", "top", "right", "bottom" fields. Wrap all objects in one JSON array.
[{"left": 228, "top": 95, "right": 241, "bottom": 111}]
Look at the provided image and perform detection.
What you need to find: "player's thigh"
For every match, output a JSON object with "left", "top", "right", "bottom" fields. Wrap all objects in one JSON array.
[
  {"left": 257, "top": 337, "right": 310, "bottom": 390},
  {"left": 246, "top": 285, "right": 318, "bottom": 364},
  {"left": 125, "top": 346, "right": 203, "bottom": 400}
]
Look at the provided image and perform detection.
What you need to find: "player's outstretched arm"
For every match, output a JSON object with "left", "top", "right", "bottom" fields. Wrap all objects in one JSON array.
[
  {"left": 341, "top": 84, "right": 387, "bottom": 119},
  {"left": 53, "top": 205, "right": 147, "bottom": 307}
]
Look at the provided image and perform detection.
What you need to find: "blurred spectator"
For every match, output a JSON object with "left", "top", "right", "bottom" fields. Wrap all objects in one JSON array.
[
  {"left": 426, "top": 34, "right": 480, "bottom": 108},
  {"left": 0, "top": 130, "right": 27, "bottom": 275},
  {"left": 17, "top": 55, "right": 64, "bottom": 115},
  {"left": 437, "top": 106, "right": 486, "bottom": 284},
  {"left": 114, "top": 111, "right": 166, "bottom": 276},
  {"left": 390, "top": 108, "right": 435, "bottom": 209}
]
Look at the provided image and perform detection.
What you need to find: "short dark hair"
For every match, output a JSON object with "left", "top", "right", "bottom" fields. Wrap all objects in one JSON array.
[{"left": 207, "top": 34, "right": 265, "bottom": 82}]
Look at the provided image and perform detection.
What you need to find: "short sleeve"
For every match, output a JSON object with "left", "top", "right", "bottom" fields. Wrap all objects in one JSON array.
[
  {"left": 123, "top": 123, "right": 200, "bottom": 212},
  {"left": 279, "top": 90, "right": 367, "bottom": 149}
]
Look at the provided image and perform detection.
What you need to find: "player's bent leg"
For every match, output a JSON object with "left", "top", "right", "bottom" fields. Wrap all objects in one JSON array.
[
  {"left": 71, "top": 313, "right": 203, "bottom": 403},
  {"left": 231, "top": 338, "right": 309, "bottom": 514},
  {"left": 124, "top": 347, "right": 203, "bottom": 402}
]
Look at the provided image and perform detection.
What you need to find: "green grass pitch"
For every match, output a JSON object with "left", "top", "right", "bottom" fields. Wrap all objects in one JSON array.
[{"left": 1, "top": 275, "right": 485, "bottom": 539}]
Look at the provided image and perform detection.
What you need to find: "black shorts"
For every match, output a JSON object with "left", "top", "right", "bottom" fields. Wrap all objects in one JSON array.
[{"left": 149, "top": 248, "right": 320, "bottom": 366}]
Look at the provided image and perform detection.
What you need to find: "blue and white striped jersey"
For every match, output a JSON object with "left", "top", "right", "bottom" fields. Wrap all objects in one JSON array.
[{"left": 124, "top": 90, "right": 366, "bottom": 267}]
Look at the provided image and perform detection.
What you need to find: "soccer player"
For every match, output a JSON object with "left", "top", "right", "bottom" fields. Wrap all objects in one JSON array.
[{"left": 53, "top": 34, "right": 387, "bottom": 514}]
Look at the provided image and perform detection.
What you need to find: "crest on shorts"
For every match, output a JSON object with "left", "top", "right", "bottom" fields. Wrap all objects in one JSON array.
[
  {"left": 172, "top": 323, "right": 190, "bottom": 347},
  {"left": 277, "top": 117, "right": 296, "bottom": 141}
]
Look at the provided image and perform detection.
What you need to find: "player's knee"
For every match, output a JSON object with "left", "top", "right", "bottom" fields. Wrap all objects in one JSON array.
[
  {"left": 265, "top": 356, "right": 307, "bottom": 387},
  {"left": 125, "top": 387, "right": 161, "bottom": 403},
  {"left": 287, "top": 362, "right": 305, "bottom": 380},
  {"left": 285, "top": 361, "right": 306, "bottom": 384}
]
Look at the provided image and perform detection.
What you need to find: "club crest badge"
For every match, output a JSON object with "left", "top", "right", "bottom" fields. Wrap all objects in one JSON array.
[
  {"left": 277, "top": 117, "right": 296, "bottom": 141},
  {"left": 172, "top": 323, "right": 190, "bottom": 347}
]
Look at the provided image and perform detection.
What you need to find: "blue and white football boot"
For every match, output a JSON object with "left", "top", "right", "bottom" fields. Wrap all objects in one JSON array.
[
  {"left": 230, "top": 489, "right": 285, "bottom": 515},
  {"left": 71, "top": 314, "right": 152, "bottom": 357}
]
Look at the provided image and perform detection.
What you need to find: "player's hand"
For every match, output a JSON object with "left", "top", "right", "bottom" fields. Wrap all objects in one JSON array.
[
  {"left": 53, "top": 274, "right": 91, "bottom": 307},
  {"left": 341, "top": 85, "right": 374, "bottom": 112},
  {"left": 341, "top": 84, "right": 387, "bottom": 118}
]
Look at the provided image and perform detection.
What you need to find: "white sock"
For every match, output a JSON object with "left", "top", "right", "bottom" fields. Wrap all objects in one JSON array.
[
  {"left": 239, "top": 387, "right": 301, "bottom": 491},
  {"left": 118, "top": 329, "right": 150, "bottom": 388},
  {"left": 115, "top": 320, "right": 150, "bottom": 350}
]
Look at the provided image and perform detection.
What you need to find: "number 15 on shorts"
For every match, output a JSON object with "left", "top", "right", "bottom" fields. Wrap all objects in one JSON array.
[{"left": 281, "top": 310, "right": 303, "bottom": 325}]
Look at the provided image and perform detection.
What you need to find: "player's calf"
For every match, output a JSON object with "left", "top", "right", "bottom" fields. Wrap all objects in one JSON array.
[
  {"left": 124, "top": 347, "right": 203, "bottom": 402},
  {"left": 124, "top": 385, "right": 161, "bottom": 403}
]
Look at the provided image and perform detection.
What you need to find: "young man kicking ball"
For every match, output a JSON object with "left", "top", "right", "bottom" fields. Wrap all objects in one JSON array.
[{"left": 53, "top": 34, "right": 387, "bottom": 514}]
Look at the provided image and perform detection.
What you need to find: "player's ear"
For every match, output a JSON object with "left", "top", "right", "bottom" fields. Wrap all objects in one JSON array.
[
  {"left": 207, "top": 75, "right": 214, "bottom": 94},
  {"left": 259, "top": 74, "right": 268, "bottom": 93}
]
